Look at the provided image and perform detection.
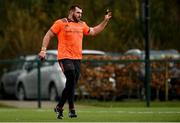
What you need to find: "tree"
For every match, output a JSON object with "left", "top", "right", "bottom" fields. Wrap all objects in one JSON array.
[{"left": 0, "top": 0, "right": 179, "bottom": 59}]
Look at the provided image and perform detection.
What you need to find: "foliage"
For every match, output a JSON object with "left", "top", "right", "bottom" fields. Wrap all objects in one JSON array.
[{"left": 0, "top": 0, "right": 179, "bottom": 59}]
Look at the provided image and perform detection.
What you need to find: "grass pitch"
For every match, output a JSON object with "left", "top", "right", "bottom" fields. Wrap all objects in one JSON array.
[{"left": 0, "top": 101, "right": 180, "bottom": 122}]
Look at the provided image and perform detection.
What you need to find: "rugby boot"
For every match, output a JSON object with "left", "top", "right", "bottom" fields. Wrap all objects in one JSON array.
[
  {"left": 69, "top": 109, "right": 77, "bottom": 118},
  {"left": 54, "top": 107, "right": 63, "bottom": 119}
]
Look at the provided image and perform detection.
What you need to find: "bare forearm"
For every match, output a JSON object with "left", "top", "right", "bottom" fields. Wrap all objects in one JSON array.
[
  {"left": 41, "top": 34, "right": 51, "bottom": 50},
  {"left": 41, "top": 30, "right": 55, "bottom": 51},
  {"left": 89, "top": 11, "right": 112, "bottom": 36},
  {"left": 92, "top": 19, "right": 109, "bottom": 36},
  {"left": 38, "top": 30, "right": 55, "bottom": 60}
]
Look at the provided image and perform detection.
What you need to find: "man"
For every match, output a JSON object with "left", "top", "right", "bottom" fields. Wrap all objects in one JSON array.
[{"left": 38, "top": 5, "right": 112, "bottom": 119}]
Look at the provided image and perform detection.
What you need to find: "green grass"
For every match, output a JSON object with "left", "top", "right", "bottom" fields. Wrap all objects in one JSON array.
[{"left": 0, "top": 101, "right": 180, "bottom": 122}]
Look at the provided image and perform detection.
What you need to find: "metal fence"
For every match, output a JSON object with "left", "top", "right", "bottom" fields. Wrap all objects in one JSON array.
[{"left": 0, "top": 59, "right": 180, "bottom": 108}]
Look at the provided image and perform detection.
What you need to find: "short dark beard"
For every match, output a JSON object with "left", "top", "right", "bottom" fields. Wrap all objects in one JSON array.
[{"left": 72, "top": 14, "right": 80, "bottom": 22}]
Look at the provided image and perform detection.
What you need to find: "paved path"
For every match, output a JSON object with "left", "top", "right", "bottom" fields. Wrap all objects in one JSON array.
[
  {"left": 0, "top": 100, "right": 57, "bottom": 108},
  {"left": 0, "top": 100, "right": 90, "bottom": 109}
]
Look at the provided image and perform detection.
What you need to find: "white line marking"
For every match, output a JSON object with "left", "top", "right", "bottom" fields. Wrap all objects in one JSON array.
[{"left": 0, "top": 109, "right": 180, "bottom": 114}]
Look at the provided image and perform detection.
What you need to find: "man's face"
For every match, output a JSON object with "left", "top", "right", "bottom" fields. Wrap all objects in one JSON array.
[{"left": 72, "top": 7, "right": 82, "bottom": 22}]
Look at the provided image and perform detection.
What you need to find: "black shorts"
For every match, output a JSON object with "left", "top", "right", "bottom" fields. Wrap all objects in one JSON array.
[{"left": 58, "top": 59, "right": 81, "bottom": 73}]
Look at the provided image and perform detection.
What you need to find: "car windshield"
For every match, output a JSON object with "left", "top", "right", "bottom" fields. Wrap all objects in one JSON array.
[
  {"left": 22, "top": 55, "right": 37, "bottom": 69},
  {"left": 125, "top": 49, "right": 179, "bottom": 60},
  {"left": 141, "top": 50, "right": 179, "bottom": 60}
]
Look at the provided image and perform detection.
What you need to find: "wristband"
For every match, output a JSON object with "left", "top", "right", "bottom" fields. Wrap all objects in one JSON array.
[
  {"left": 41, "top": 47, "right": 47, "bottom": 51},
  {"left": 41, "top": 50, "right": 46, "bottom": 52}
]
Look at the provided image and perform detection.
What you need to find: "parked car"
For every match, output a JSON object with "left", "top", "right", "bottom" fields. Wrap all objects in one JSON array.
[
  {"left": 0, "top": 54, "right": 66, "bottom": 101},
  {"left": 125, "top": 49, "right": 180, "bottom": 100},
  {"left": 0, "top": 49, "right": 106, "bottom": 101},
  {"left": 169, "top": 66, "right": 180, "bottom": 100},
  {"left": 0, "top": 55, "right": 37, "bottom": 99},
  {"left": 125, "top": 49, "right": 180, "bottom": 60}
]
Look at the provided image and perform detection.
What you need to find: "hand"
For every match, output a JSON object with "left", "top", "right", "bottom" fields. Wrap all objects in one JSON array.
[
  {"left": 38, "top": 50, "right": 46, "bottom": 61},
  {"left": 105, "top": 9, "right": 112, "bottom": 21}
]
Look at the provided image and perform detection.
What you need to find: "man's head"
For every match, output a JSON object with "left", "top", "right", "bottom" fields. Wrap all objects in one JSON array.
[{"left": 69, "top": 5, "right": 82, "bottom": 22}]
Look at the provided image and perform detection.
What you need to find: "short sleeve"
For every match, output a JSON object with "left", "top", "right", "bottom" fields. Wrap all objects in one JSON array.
[
  {"left": 83, "top": 22, "right": 90, "bottom": 36},
  {"left": 50, "top": 20, "right": 63, "bottom": 34}
]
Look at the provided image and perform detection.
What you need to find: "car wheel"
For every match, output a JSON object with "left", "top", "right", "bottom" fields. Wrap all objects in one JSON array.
[
  {"left": 49, "top": 85, "right": 58, "bottom": 101},
  {"left": 16, "top": 84, "right": 26, "bottom": 101}
]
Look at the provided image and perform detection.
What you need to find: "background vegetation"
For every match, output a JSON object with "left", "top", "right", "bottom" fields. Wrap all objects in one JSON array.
[{"left": 0, "top": 0, "right": 179, "bottom": 59}]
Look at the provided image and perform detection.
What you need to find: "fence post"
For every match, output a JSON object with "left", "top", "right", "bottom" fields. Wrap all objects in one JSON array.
[
  {"left": 165, "top": 61, "right": 169, "bottom": 101},
  {"left": 37, "top": 60, "right": 41, "bottom": 108},
  {"left": 143, "top": 0, "right": 151, "bottom": 107}
]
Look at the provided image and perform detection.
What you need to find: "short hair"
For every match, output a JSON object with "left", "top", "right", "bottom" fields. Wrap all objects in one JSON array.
[{"left": 69, "top": 5, "right": 82, "bottom": 11}]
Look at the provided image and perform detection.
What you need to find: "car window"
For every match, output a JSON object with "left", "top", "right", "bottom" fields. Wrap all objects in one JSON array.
[{"left": 23, "top": 55, "right": 37, "bottom": 70}]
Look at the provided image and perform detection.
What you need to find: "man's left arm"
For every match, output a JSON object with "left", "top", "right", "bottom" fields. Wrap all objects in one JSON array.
[{"left": 89, "top": 11, "right": 112, "bottom": 36}]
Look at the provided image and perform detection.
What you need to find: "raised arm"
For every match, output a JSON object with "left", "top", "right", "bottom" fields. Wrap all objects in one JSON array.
[
  {"left": 38, "top": 29, "right": 55, "bottom": 60},
  {"left": 89, "top": 11, "right": 112, "bottom": 36}
]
